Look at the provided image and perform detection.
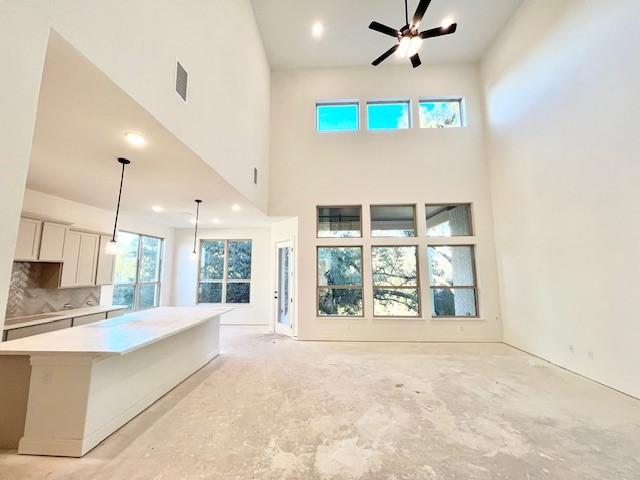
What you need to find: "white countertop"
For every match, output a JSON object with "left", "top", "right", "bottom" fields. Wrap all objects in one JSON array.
[
  {"left": 4, "top": 305, "right": 128, "bottom": 331},
  {"left": 0, "top": 307, "right": 233, "bottom": 356}
]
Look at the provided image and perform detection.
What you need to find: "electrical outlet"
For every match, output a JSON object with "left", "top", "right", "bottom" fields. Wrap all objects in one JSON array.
[
  {"left": 588, "top": 351, "right": 594, "bottom": 360},
  {"left": 569, "top": 345, "right": 574, "bottom": 354}
]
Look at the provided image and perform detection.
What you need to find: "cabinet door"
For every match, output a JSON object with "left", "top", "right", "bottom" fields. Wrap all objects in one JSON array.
[
  {"left": 39, "top": 222, "right": 67, "bottom": 261},
  {"left": 14, "top": 218, "right": 42, "bottom": 261},
  {"left": 5, "top": 319, "right": 72, "bottom": 340},
  {"left": 95, "top": 235, "right": 115, "bottom": 285},
  {"left": 72, "top": 312, "right": 107, "bottom": 327},
  {"left": 76, "top": 233, "right": 99, "bottom": 287},
  {"left": 60, "top": 231, "right": 81, "bottom": 288}
]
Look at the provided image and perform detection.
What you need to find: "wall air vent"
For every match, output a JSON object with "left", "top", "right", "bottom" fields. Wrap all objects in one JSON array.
[{"left": 176, "top": 61, "right": 188, "bottom": 102}]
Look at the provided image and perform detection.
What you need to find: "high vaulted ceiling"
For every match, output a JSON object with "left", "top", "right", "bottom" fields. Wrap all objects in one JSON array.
[
  {"left": 28, "top": 32, "right": 275, "bottom": 229},
  {"left": 251, "top": 0, "right": 524, "bottom": 70}
]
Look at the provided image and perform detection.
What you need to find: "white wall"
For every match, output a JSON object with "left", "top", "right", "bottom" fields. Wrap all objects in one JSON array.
[
  {"left": 0, "top": 3, "right": 50, "bottom": 332},
  {"left": 21, "top": 189, "right": 176, "bottom": 307},
  {"left": 269, "top": 65, "right": 503, "bottom": 341},
  {"left": 482, "top": 0, "right": 640, "bottom": 398},
  {"left": 172, "top": 228, "right": 272, "bottom": 326},
  {"left": 31, "top": 0, "right": 271, "bottom": 212},
  {"left": 0, "top": 0, "right": 270, "bottom": 328}
]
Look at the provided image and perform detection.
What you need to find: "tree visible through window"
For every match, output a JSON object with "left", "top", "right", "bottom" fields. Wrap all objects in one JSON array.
[
  {"left": 198, "top": 240, "right": 252, "bottom": 304},
  {"left": 419, "top": 100, "right": 463, "bottom": 128},
  {"left": 372, "top": 246, "right": 420, "bottom": 317},
  {"left": 317, "top": 246, "right": 363, "bottom": 316},
  {"left": 428, "top": 245, "right": 477, "bottom": 317},
  {"left": 113, "top": 232, "right": 163, "bottom": 311}
]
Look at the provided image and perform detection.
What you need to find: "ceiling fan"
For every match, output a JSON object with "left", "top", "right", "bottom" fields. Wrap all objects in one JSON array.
[{"left": 369, "top": 0, "right": 458, "bottom": 68}]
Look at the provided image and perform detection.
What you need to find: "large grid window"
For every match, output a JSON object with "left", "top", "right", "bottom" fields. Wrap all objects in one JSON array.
[
  {"left": 317, "top": 102, "right": 359, "bottom": 132},
  {"left": 367, "top": 101, "right": 411, "bottom": 130},
  {"left": 419, "top": 99, "right": 463, "bottom": 128},
  {"left": 427, "top": 245, "right": 478, "bottom": 318},
  {"left": 372, "top": 246, "right": 420, "bottom": 317},
  {"left": 317, "top": 247, "right": 363, "bottom": 316},
  {"left": 198, "top": 240, "right": 252, "bottom": 304},
  {"left": 113, "top": 232, "right": 163, "bottom": 311}
]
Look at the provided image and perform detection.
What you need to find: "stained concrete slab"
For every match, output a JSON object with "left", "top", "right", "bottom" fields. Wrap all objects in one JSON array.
[{"left": 1, "top": 327, "right": 639, "bottom": 479}]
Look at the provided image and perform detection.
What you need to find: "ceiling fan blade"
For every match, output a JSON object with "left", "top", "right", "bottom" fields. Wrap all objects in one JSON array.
[
  {"left": 372, "top": 44, "right": 400, "bottom": 66},
  {"left": 410, "top": 53, "right": 422, "bottom": 68},
  {"left": 412, "top": 0, "right": 433, "bottom": 27},
  {"left": 369, "top": 21, "right": 399, "bottom": 38},
  {"left": 420, "top": 23, "right": 458, "bottom": 39}
]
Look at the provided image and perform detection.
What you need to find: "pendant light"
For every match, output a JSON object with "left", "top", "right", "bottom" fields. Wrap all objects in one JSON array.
[
  {"left": 191, "top": 199, "right": 202, "bottom": 260},
  {"left": 106, "top": 157, "right": 131, "bottom": 255}
]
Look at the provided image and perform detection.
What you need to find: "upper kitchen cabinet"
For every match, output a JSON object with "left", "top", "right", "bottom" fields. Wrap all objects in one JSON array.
[
  {"left": 39, "top": 222, "right": 68, "bottom": 261},
  {"left": 60, "top": 231, "right": 99, "bottom": 288},
  {"left": 14, "top": 217, "right": 70, "bottom": 262},
  {"left": 95, "top": 235, "right": 115, "bottom": 285},
  {"left": 14, "top": 218, "right": 42, "bottom": 261}
]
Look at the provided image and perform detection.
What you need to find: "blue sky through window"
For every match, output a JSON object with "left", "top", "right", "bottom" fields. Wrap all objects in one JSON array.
[
  {"left": 367, "top": 102, "right": 410, "bottom": 130},
  {"left": 419, "top": 100, "right": 462, "bottom": 128},
  {"left": 317, "top": 103, "right": 359, "bottom": 132}
]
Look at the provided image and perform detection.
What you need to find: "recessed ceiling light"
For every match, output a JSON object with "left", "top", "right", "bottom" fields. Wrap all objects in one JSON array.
[
  {"left": 125, "top": 132, "right": 146, "bottom": 147},
  {"left": 152, "top": 205, "right": 164, "bottom": 213},
  {"left": 441, "top": 17, "right": 454, "bottom": 28},
  {"left": 231, "top": 204, "right": 242, "bottom": 212},
  {"left": 311, "top": 21, "right": 324, "bottom": 38},
  {"left": 212, "top": 218, "right": 221, "bottom": 224}
]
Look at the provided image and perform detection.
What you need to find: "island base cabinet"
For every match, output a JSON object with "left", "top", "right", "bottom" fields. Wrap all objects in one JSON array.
[{"left": 18, "top": 316, "right": 220, "bottom": 457}]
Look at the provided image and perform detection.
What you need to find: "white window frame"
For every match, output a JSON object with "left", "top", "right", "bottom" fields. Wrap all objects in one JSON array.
[
  {"left": 366, "top": 99, "right": 412, "bottom": 130},
  {"left": 113, "top": 232, "right": 164, "bottom": 311},
  {"left": 316, "top": 101, "right": 360, "bottom": 133},
  {"left": 197, "top": 239, "right": 252, "bottom": 305},
  {"left": 418, "top": 98, "right": 465, "bottom": 128}
]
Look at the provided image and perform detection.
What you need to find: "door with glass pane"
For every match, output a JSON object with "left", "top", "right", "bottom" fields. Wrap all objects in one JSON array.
[{"left": 275, "top": 241, "right": 294, "bottom": 336}]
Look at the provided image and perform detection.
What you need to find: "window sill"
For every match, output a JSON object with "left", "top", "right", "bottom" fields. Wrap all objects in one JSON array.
[{"left": 198, "top": 303, "right": 254, "bottom": 308}]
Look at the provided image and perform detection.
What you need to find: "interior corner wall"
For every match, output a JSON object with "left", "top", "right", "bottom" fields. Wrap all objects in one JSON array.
[
  {"left": 0, "top": 3, "right": 50, "bottom": 332},
  {"left": 172, "top": 228, "right": 272, "bottom": 326},
  {"left": 21, "top": 189, "right": 176, "bottom": 308},
  {"left": 269, "top": 65, "right": 503, "bottom": 342},
  {"left": 481, "top": 0, "right": 640, "bottom": 398}
]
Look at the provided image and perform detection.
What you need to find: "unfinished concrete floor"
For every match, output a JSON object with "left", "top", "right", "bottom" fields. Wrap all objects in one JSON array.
[{"left": 1, "top": 327, "right": 639, "bottom": 480}]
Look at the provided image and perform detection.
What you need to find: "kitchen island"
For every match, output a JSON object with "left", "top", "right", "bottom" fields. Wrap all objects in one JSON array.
[{"left": 0, "top": 306, "right": 231, "bottom": 457}]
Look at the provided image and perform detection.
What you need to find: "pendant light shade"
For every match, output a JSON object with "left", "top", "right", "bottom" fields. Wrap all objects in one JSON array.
[
  {"left": 191, "top": 199, "right": 202, "bottom": 260},
  {"left": 107, "top": 157, "right": 131, "bottom": 256}
]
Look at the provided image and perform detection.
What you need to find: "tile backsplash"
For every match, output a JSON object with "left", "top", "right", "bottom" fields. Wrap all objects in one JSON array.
[{"left": 5, "top": 262, "right": 101, "bottom": 319}]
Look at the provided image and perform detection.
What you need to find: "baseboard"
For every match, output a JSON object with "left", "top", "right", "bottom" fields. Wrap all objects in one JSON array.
[
  {"left": 502, "top": 342, "right": 639, "bottom": 401},
  {"left": 18, "top": 436, "right": 83, "bottom": 457}
]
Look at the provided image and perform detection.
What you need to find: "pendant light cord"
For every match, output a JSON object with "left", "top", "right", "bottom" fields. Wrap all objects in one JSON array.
[
  {"left": 112, "top": 160, "right": 127, "bottom": 242},
  {"left": 193, "top": 201, "right": 201, "bottom": 254}
]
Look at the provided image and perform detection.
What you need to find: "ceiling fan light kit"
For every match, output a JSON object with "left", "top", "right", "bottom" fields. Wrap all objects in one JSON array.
[{"left": 369, "top": 0, "right": 458, "bottom": 68}]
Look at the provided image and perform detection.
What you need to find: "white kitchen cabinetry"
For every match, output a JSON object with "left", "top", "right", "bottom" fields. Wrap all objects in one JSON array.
[
  {"left": 72, "top": 312, "right": 108, "bottom": 327},
  {"left": 95, "top": 235, "right": 115, "bottom": 285},
  {"left": 77, "top": 233, "right": 99, "bottom": 286},
  {"left": 60, "top": 231, "right": 99, "bottom": 288},
  {"left": 39, "top": 222, "right": 68, "bottom": 262},
  {"left": 14, "top": 218, "right": 42, "bottom": 261},
  {"left": 5, "top": 319, "right": 72, "bottom": 341}
]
